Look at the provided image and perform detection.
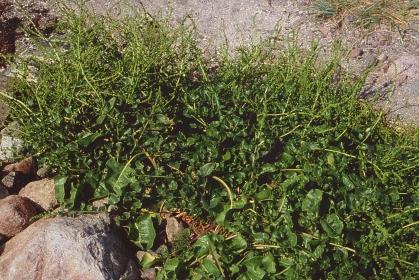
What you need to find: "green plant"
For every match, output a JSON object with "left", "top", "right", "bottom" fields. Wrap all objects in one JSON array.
[{"left": 5, "top": 5, "right": 419, "bottom": 279}]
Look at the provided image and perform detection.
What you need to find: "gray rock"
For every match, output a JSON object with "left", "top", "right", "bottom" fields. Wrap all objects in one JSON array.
[
  {"left": 0, "top": 122, "right": 23, "bottom": 163},
  {"left": 36, "top": 166, "right": 51, "bottom": 178},
  {"left": 18, "top": 178, "right": 57, "bottom": 210},
  {"left": 1, "top": 171, "right": 30, "bottom": 192},
  {"left": 0, "top": 135, "right": 23, "bottom": 163},
  {"left": 378, "top": 53, "right": 388, "bottom": 63},
  {"left": 383, "top": 55, "right": 419, "bottom": 124},
  {"left": 92, "top": 196, "right": 108, "bottom": 209},
  {"left": 0, "top": 214, "right": 139, "bottom": 280},
  {"left": 165, "top": 217, "right": 184, "bottom": 244},
  {"left": 0, "top": 195, "right": 38, "bottom": 237},
  {"left": 350, "top": 48, "right": 364, "bottom": 58},
  {"left": 141, "top": 268, "right": 157, "bottom": 280}
]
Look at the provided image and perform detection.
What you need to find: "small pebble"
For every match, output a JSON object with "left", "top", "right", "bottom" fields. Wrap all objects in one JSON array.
[{"left": 350, "top": 48, "right": 364, "bottom": 58}]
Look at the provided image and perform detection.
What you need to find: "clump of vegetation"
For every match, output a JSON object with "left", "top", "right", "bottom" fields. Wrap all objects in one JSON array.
[
  {"left": 5, "top": 5, "right": 418, "bottom": 279},
  {"left": 312, "top": 0, "right": 418, "bottom": 28}
]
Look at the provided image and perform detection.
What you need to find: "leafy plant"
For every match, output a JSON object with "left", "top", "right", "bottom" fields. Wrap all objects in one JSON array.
[{"left": 5, "top": 4, "right": 419, "bottom": 279}]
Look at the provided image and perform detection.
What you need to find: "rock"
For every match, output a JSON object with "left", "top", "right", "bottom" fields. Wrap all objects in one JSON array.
[
  {"left": 3, "top": 156, "right": 37, "bottom": 176},
  {"left": 0, "top": 135, "right": 23, "bottom": 163},
  {"left": 92, "top": 197, "right": 108, "bottom": 209},
  {"left": 378, "top": 53, "right": 388, "bottom": 63},
  {"left": 165, "top": 217, "right": 184, "bottom": 243},
  {"left": 1, "top": 171, "right": 17, "bottom": 189},
  {"left": 379, "top": 55, "right": 419, "bottom": 124},
  {"left": 18, "top": 178, "right": 57, "bottom": 210},
  {"left": 364, "top": 54, "right": 377, "bottom": 67},
  {"left": 0, "top": 214, "right": 139, "bottom": 280},
  {"left": 350, "top": 48, "right": 364, "bottom": 58},
  {"left": 0, "top": 122, "right": 23, "bottom": 163},
  {"left": 141, "top": 268, "right": 157, "bottom": 280},
  {"left": 1, "top": 171, "right": 31, "bottom": 193},
  {"left": 36, "top": 166, "right": 51, "bottom": 178},
  {"left": 0, "top": 184, "right": 8, "bottom": 199},
  {"left": 0, "top": 195, "right": 38, "bottom": 237}
]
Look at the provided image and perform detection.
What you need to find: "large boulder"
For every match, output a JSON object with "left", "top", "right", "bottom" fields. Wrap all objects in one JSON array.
[
  {"left": 0, "top": 214, "right": 139, "bottom": 280},
  {"left": 18, "top": 178, "right": 57, "bottom": 210},
  {"left": 0, "top": 195, "right": 38, "bottom": 237}
]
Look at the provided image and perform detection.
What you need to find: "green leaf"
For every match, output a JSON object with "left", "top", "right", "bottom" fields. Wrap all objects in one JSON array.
[
  {"left": 302, "top": 189, "right": 323, "bottom": 214},
  {"left": 164, "top": 257, "right": 180, "bottom": 272},
  {"left": 140, "top": 252, "right": 158, "bottom": 269},
  {"left": 321, "top": 213, "right": 344, "bottom": 238},
  {"left": 198, "top": 163, "right": 216, "bottom": 177},
  {"left": 229, "top": 235, "right": 248, "bottom": 253},
  {"left": 135, "top": 215, "right": 156, "bottom": 250},
  {"left": 242, "top": 256, "right": 266, "bottom": 280},
  {"left": 54, "top": 175, "right": 67, "bottom": 204},
  {"left": 76, "top": 131, "right": 101, "bottom": 147},
  {"left": 105, "top": 157, "right": 137, "bottom": 195},
  {"left": 194, "top": 235, "right": 210, "bottom": 258},
  {"left": 202, "top": 259, "right": 221, "bottom": 276},
  {"left": 262, "top": 254, "right": 276, "bottom": 274}
]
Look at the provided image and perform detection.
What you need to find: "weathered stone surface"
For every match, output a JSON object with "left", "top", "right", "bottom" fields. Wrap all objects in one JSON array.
[
  {"left": 383, "top": 55, "right": 419, "bottom": 124},
  {"left": 0, "top": 184, "right": 8, "bottom": 199},
  {"left": 0, "top": 122, "right": 23, "bottom": 163},
  {"left": 165, "top": 217, "right": 184, "bottom": 243},
  {"left": 92, "top": 196, "right": 108, "bottom": 209},
  {"left": 36, "top": 166, "right": 51, "bottom": 178},
  {"left": 18, "top": 178, "right": 57, "bottom": 210},
  {"left": 0, "top": 171, "right": 31, "bottom": 193},
  {"left": 141, "top": 268, "right": 157, "bottom": 280},
  {"left": 0, "top": 214, "right": 139, "bottom": 280},
  {"left": 0, "top": 195, "right": 38, "bottom": 237},
  {"left": 3, "top": 156, "right": 37, "bottom": 175},
  {"left": 0, "top": 135, "right": 23, "bottom": 163}
]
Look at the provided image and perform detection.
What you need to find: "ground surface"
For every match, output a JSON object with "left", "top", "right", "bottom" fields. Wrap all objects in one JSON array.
[{"left": 1, "top": 0, "right": 418, "bottom": 124}]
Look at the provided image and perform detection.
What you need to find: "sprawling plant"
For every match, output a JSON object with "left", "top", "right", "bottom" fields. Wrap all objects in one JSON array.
[{"left": 6, "top": 6, "right": 418, "bottom": 279}]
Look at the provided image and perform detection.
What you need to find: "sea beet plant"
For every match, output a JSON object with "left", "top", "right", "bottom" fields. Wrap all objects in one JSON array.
[{"left": 4, "top": 5, "right": 418, "bottom": 279}]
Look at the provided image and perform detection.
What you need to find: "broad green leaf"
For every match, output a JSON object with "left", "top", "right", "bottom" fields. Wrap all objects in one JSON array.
[
  {"left": 256, "top": 189, "right": 272, "bottom": 201},
  {"left": 242, "top": 256, "right": 266, "bottom": 280},
  {"left": 67, "top": 183, "right": 84, "bottom": 209},
  {"left": 262, "top": 254, "right": 276, "bottom": 273},
  {"left": 164, "top": 258, "right": 180, "bottom": 271},
  {"left": 194, "top": 235, "right": 210, "bottom": 258},
  {"left": 105, "top": 157, "right": 137, "bottom": 195},
  {"left": 321, "top": 213, "right": 344, "bottom": 238},
  {"left": 76, "top": 131, "right": 101, "bottom": 147},
  {"left": 202, "top": 259, "right": 221, "bottom": 276},
  {"left": 198, "top": 163, "right": 216, "bottom": 177},
  {"left": 302, "top": 189, "right": 323, "bottom": 214},
  {"left": 54, "top": 175, "right": 67, "bottom": 204},
  {"left": 140, "top": 252, "right": 157, "bottom": 269},
  {"left": 135, "top": 215, "right": 156, "bottom": 250},
  {"left": 229, "top": 235, "right": 248, "bottom": 253}
]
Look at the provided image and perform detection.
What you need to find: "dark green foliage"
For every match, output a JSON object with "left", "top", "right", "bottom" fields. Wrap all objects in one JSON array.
[{"left": 6, "top": 7, "right": 419, "bottom": 279}]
